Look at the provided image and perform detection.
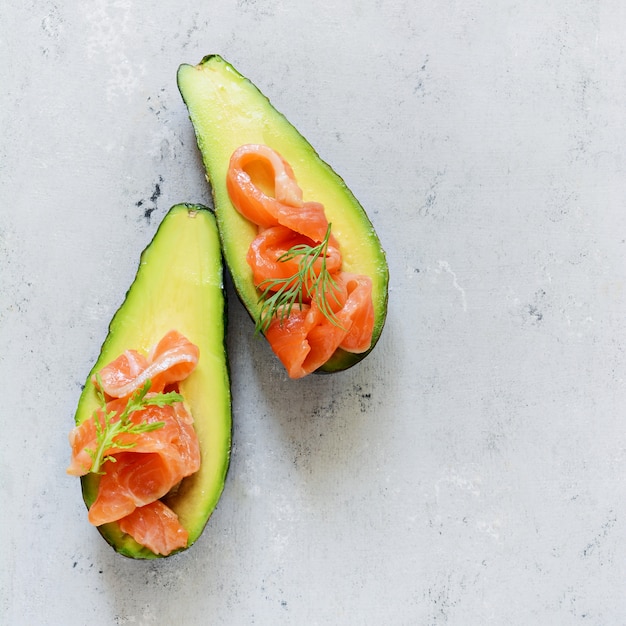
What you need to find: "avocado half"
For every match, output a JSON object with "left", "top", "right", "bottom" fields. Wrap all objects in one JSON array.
[
  {"left": 177, "top": 55, "right": 389, "bottom": 373},
  {"left": 74, "top": 204, "right": 231, "bottom": 559}
]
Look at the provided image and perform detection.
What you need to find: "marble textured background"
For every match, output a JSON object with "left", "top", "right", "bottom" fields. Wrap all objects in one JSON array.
[{"left": 2, "top": 1, "right": 626, "bottom": 624}]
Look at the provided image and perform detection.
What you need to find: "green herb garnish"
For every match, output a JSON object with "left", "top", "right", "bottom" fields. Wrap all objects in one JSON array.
[
  {"left": 255, "top": 223, "right": 344, "bottom": 333},
  {"left": 86, "top": 375, "right": 183, "bottom": 474}
]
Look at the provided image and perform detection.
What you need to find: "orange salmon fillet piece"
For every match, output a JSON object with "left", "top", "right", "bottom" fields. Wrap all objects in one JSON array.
[
  {"left": 265, "top": 274, "right": 375, "bottom": 378},
  {"left": 86, "top": 402, "right": 200, "bottom": 526},
  {"left": 246, "top": 225, "right": 342, "bottom": 293},
  {"left": 118, "top": 500, "right": 188, "bottom": 556},
  {"left": 68, "top": 331, "right": 201, "bottom": 555},
  {"left": 95, "top": 330, "right": 199, "bottom": 398},
  {"left": 227, "top": 143, "right": 329, "bottom": 242},
  {"left": 67, "top": 397, "right": 128, "bottom": 476},
  {"left": 226, "top": 144, "right": 374, "bottom": 377}
]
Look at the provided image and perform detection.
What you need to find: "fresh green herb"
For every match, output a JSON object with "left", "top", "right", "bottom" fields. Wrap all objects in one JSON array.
[
  {"left": 86, "top": 375, "right": 183, "bottom": 474},
  {"left": 255, "top": 223, "right": 344, "bottom": 333}
]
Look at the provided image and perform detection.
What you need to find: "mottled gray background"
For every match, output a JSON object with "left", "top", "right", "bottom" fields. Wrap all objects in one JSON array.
[{"left": 2, "top": 1, "right": 626, "bottom": 624}]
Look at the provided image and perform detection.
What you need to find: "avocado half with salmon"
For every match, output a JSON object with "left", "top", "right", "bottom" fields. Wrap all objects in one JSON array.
[
  {"left": 73, "top": 204, "right": 231, "bottom": 559},
  {"left": 177, "top": 55, "right": 389, "bottom": 373}
]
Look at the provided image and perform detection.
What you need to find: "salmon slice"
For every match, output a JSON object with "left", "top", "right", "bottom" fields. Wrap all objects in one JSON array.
[
  {"left": 67, "top": 397, "right": 126, "bottom": 476},
  {"left": 86, "top": 401, "right": 200, "bottom": 526},
  {"left": 227, "top": 144, "right": 330, "bottom": 242},
  {"left": 87, "top": 452, "right": 180, "bottom": 525},
  {"left": 118, "top": 500, "right": 188, "bottom": 556},
  {"left": 264, "top": 274, "right": 374, "bottom": 378},
  {"left": 246, "top": 225, "right": 343, "bottom": 294},
  {"left": 264, "top": 306, "right": 314, "bottom": 378},
  {"left": 67, "top": 393, "right": 199, "bottom": 478},
  {"left": 265, "top": 304, "right": 348, "bottom": 379},
  {"left": 89, "top": 350, "right": 149, "bottom": 398},
  {"left": 336, "top": 273, "right": 375, "bottom": 354},
  {"left": 95, "top": 330, "right": 199, "bottom": 398},
  {"left": 227, "top": 143, "right": 303, "bottom": 227},
  {"left": 274, "top": 200, "right": 329, "bottom": 243},
  {"left": 226, "top": 143, "right": 375, "bottom": 377},
  {"left": 69, "top": 332, "right": 202, "bottom": 555}
]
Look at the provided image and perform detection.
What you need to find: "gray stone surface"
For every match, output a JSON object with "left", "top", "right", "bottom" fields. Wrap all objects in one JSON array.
[{"left": 2, "top": 1, "right": 626, "bottom": 624}]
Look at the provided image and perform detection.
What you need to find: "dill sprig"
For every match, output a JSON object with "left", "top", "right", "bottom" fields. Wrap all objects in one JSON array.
[
  {"left": 255, "top": 223, "right": 344, "bottom": 334},
  {"left": 86, "top": 375, "right": 183, "bottom": 474}
]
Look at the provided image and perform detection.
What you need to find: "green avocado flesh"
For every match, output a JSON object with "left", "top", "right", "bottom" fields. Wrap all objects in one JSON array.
[
  {"left": 177, "top": 55, "right": 389, "bottom": 373},
  {"left": 74, "top": 204, "right": 231, "bottom": 559}
]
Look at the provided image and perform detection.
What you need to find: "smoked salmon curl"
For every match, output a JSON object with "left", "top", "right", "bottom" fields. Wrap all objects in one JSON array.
[
  {"left": 67, "top": 331, "right": 201, "bottom": 556},
  {"left": 226, "top": 144, "right": 375, "bottom": 377}
]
